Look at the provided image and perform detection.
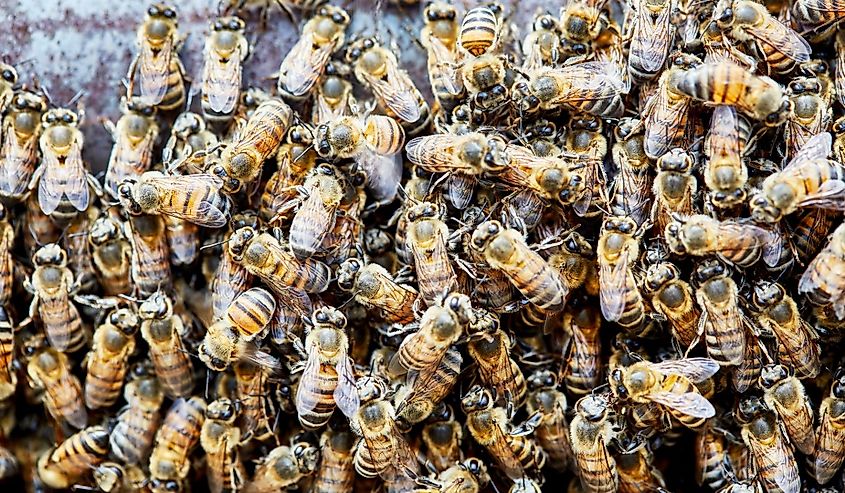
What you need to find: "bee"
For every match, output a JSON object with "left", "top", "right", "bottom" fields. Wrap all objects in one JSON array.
[
  {"left": 414, "top": 458, "right": 491, "bottom": 493},
  {"left": 260, "top": 130, "right": 318, "bottom": 222},
  {"left": 561, "top": 304, "right": 603, "bottom": 396},
  {"left": 346, "top": 37, "right": 431, "bottom": 134},
  {"left": 704, "top": 105, "right": 752, "bottom": 208},
  {"left": 149, "top": 397, "right": 206, "bottom": 493},
  {"left": 230, "top": 361, "right": 274, "bottom": 441},
  {"left": 737, "top": 397, "right": 800, "bottom": 493},
  {"left": 418, "top": 404, "right": 462, "bottom": 472},
  {"left": 570, "top": 393, "right": 618, "bottom": 493},
  {"left": 210, "top": 212, "right": 257, "bottom": 323},
  {"left": 516, "top": 62, "right": 625, "bottom": 118},
  {"left": 138, "top": 292, "right": 195, "bottom": 398},
  {"left": 596, "top": 216, "right": 645, "bottom": 332},
  {"left": 559, "top": 0, "right": 610, "bottom": 54},
  {"left": 36, "top": 425, "right": 110, "bottom": 489},
  {"left": 0, "top": 308, "right": 15, "bottom": 401},
  {"left": 201, "top": 398, "right": 246, "bottom": 493},
  {"left": 0, "top": 63, "right": 15, "bottom": 112},
  {"left": 163, "top": 111, "right": 219, "bottom": 166},
  {"left": 277, "top": 5, "right": 349, "bottom": 98},
  {"left": 461, "top": 385, "right": 545, "bottom": 482},
  {"left": 312, "top": 62, "right": 356, "bottom": 124},
  {"left": 125, "top": 213, "right": 173, "bottom": 298},
  {"left": 751, "top": 281, "right": 820, "bottom": 378},
  {"left": 315, "top": 115, "right": 405, "bottom": 205},
  {"left": 312, "top": 429, "right": 356, "bottom": 493},
  {"left": 808, "top": 369, "right": 845, "bottom": 484},
  {"left": 163, "top": 215, "right": 199, "bottom": 267},
  {"left": 102, "top": 96, "right": 158, "bottom": 198},
  {"left": 609, "top": 358, "right": 719, "bottom": 429},
  {"left": 215, "top": 98, "right": 292, "bottom": 193},
  {"left": 615, "top": 434, "right": 666, "bottom": 493},
  {"left": 467, "top": 325, "right": 527, "bottom": 411},
  {"left": 228, "top": 226, "right": 332, "bottom": 294},
  {"left": 458, "top": 3, "right": 503, "bottom": 56},
  {"left": 110, "top": 373, "right": 164, "bottom": 465},
  {"left": 395, "top": 347, "right": 463, "bottom": 425},
  {"left": 644, "top": 262, "right": 701, "bottom": 349},
  {"left": 84, "top": 308, "right": 141, "bottom": 410},
  {"left": 246, "top": 440, "right": 320, "bottom": 492},
  {"left": 421, "top": 2, "right": 464, "bottom": 113},
  {"left": 750, "top": 133, "right": 845, "bottom": 224},
  {"left": 693, "top": 259, "right": 745, "bottom": 366},
  {"left": 406, "top": 131, "right": 508, "bottom": 177},
  {"left": 117, "top": 171, "right": 232, "bottom": 229},
  {"left": 758, "top": 364, "right": 815, "bottom": 455},
  {"left": 789, "top": 208, "right": 836, "bottom": 266},
  {"left": 295, "top": 306, "right": 358, "bottom": 430},
  {"left": 522, "top": 13, "right": 562, "bottom": 72},
  {"left": 201, "top": 16, "right": 249, "bottom": 126},
  {"left": 27, "top": 346, "right": 87, "bottom": 428},
  {"left": 24, "top": 243, "right": 86, "bottom": 352},
  {"left": 526, "top": 369, "right": 573, "bottom": 471},
  {"left": 608, "top": 118, "right": 652, "bottom": 226},
  {"left": 390, "top": 293, "right": 470, "bottom": 375},
  {"left": 785, "top": 77, "right": 831, "bottom": 161},
  {"left": 64, "top": 206, "right": 98, "bottom": 294},
  {"left": 558, "top": 115, "right": 607, "bottom": 216},
  {"left": 336, "top": 258, "right": 418, "bottom": 324},
  {"left": 715, "top": 0, "right": 810, "bottom": 74},
  {"left": 665, "top": 214, "right": 780, "bottom": 268},
  {"left": 799, "top": 222, "right": 845, "bottom": 315},
  {"left": 642, "top": 53, "right": 701, "bottom": 159},
  {"left": 128, "top": 3, "right": 186, "bottom": 111},
  {"left": 404, "top": 202, "right": 456, "bottom": 306},
  {"left": 32, "top": 108, "right": 96, "bottom": 227},
  {"left": 0, "top": 89, "right": 47, "bottom": 205},
  {"left": 695, "top": 421, "right": 730, "bottom": 490},
  {"left": 676, "top": 61, "right": 791, "bottom": 125},
  {"left": 471, "top": 220, "right": 568, "bottom": 312},
  {"left": 199, "top": 287, "right": 277, "bottom": 372},
  {"left": 626, "top": 0, "right": 674, "bottom": 81},
  {"left": 286, "top": 163, "right": 347, "bottom": 259}
]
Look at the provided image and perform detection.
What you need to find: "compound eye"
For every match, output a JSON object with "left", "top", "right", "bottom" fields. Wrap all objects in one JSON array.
[
  {"left": 332, "top": 12, "right": 345, "bottom": 23},
  {"left": 164, "top": 8, "right": 176, "bottom": 18},
  {"left": 1, "top": 69, "right": 14, "bottom": 82},
  {"left": 148, "top": 5, "right": 159, "bottom": 16},
  {"left": 229, "top": 19, "right": 241, "bottom": 30},
  {"left": 363, "top": 38, "right": 374, "bottom": 49},
  {"left": 540, "top": 16, "right": 553, "bottom": 29},
  {"left": 62, "top": 113, "right": 74, "bottom": 124},
  {"left": 214, "top": 20, "right": 223, "bottom": 30},
  {"left": 315, "top": 310, "right": 329, "bottom": 323}
]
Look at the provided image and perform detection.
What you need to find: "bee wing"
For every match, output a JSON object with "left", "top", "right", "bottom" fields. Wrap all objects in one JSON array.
[
  {"left": 38, "top": 139, "right": 89, "bottom": 214},
  {"left": 561, "top": 62, "right": 625, "bottom": 92},
  {"left": 139, "top": 37, "right": 173, "bottom": 105},
  {"left": 405, "top": 135, "right": 468, "bottom": 172},
  {"left": 144, "top": 174, "right": 231, "bottom": 228},
  {"left": 744, "top": 20, "right": 811, "bottom": 64},
  {"left": 647, "top": 390, "right": 716, "bottom": 419},
  {"left": 426, "top": 37, "right": 462, "bottom": 96},
  {"left": 106, "top": 130, "right": 156, "bottom": 197},
  {"left": 333, "top": 356, "right": 360, "bottom": 418},
  {"left": 746, "top": 431, "right": 801, "bottom": 493},
  {"left": 279, "top": 32, "right": 333, "bottom": 97},
  {"left": 294, "top": 347, "right": 322, "bottom": 415},
  {"left": 56, "top": 373, "right": 88, "bottom": 428},
  {"left": 270, "top": 288, "right": 311, "bottom": 343},
  {"left": 356, "top": 147, "right": 402, "bottom": 204},
  {"left": 707, "top": 105, "right": 744, "bottom": 159},
  {"left": 0, "top": 124, "right": 36, "bottom": 197},
  {"left": 630, "top": 5, "right": 672, "bottom": 74},
  {"left": 713, "top": 221, "right": 772, "bottom": 261},
  {"left": 782, "top": 132, "right": 832, "bottom": 171},
  {"left": 203, "top": 45, "right": 243, "bottom": 114},
  {"left": 361, "top": 64, "right": 421, "bottom": 123},
  {"left": 795, "top": 179, "right": 845, "bottom": 210},
  {"left": 598, "top": 247, "right": 630, "bottom": 323},
  {"left": 648, "top": 358, "right": 720, "bottom": 382}
]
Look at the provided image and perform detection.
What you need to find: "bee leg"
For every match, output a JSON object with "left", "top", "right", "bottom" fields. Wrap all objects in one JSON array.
[
  {"left": 272, "top": 0, "right": 297, "bottom": 27},
  {"left": 510, "top": 411, "right": 543, "bottom": 436},
  {"left": 125, "top": 55, "right": 139, "bottom": 97},
  {"left": 100, "top": 118, "right": 117, "bottom": 141}
]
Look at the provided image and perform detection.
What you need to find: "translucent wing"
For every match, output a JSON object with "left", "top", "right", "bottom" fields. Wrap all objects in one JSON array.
[
  {"left": 203, "top": 45, "right": 243, "bottom": 114},
  {"left": 138, "top": 36, "right": 173, "bottom": 104},
  {"left": 630, "top": 5, "right": 672, "bottom": 74},
  {"left": 106, "top": 128, "right": 156, "bottom": 197},
  {"left": 426, "top": 36, "right": 462, "bottom": 95},
  {"left": 279, "top": 32, "right": 333, "bottom": 97},
  {"left": 295, "top": 348, "right": 322, "bottom": 416},
  {"left": 356, "top": 147, "right": 402, "bottom": 204},
  {"left": 0, "top": 124, "right": 37, "bottom": 197},
  {"left": 38, "top": 139, "right": 89, "bottom": 214},
  {"left": 405, "top": 135, "right": 471, "bottom": 173},
  {"left": 270, "top": 288, "right": 311, "bottom": 343},
  {"left": 745, "top": 21, "right": 811, "bottom": 63},
  {"left": 796, "top": 179, "right": 845, "bottom": 210},
  {"left": 782, "top": 132, "right": 832, "bottom": 171},
  {"left": 599, "top": 247, "right": 630, "bottom": 322},
  {"left": 649, "top": 358, "right": 720, "bottom": 382},
  {"left": 334, "top": 356, "right": 360, "bottom": 418},
  {"left": 361, "top": 63, "right": 421, "bottom": 123},
  {"left": 713, "top": 221, "right": 772, "bottom": 259},
  {"left": 747, "top": 431, "right": 801, "bottom": 493},
  {"left": 707, "top": 105, "right": 744, "bottom": 160},
  {"left": 144, "top": 173, "right": 230, "bottom": 228},
  {"left": 648, "top": 390, "right": 716, "bottom": 418}
]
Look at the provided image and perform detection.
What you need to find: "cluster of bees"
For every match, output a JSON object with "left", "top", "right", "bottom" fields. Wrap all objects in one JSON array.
[{"left": 6, "top": 0, "right": 845, "bottom": 491}]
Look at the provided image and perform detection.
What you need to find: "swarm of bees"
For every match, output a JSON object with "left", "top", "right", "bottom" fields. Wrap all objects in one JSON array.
[{"left": 8, "top": 0, "right": 845, "bottom": 491}]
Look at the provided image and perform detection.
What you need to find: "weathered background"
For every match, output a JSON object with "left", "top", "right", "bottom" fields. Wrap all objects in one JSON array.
[{"left": 2, "top": 0, "right": 545, "bottom": 167}]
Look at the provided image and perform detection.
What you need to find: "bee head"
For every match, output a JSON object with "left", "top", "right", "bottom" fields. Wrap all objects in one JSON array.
[
  {"left": 470, "top": 220, "right": 502, "bottom": 251},
  {"left": 33, "top": 243, "right": 66, "bottom": 267}
]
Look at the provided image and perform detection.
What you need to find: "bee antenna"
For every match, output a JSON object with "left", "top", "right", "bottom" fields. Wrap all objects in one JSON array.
[
  {"left": 66, "top": 89, "right": 86, "bottom": 107},
  {"left": 292, "top": 143, "right": 314, "bottom": 163},
  {"left": 205, "top": 369, "right": 212, "bottom": 400},
  {"left": 201, "top": 236, "right": 233, "bottom": 251}
]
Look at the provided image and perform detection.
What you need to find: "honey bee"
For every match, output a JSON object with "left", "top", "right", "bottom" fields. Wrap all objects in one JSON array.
[
  {"left": 561, "top": 305, "right": 603, "bottom": 396},
  {"left": 228, "top": 226, "right": 332, "bottom": 294},
  {"left": 128, "top": 3, "right": 186, "bottom": 111},
  {"left": 458, "top": 3, "right": 503, "bottom": 56},
  {"left": 336, "top": 258, "right": 418, "bottom": 324},
  {"left": 199, "top": 287, "right": 277, "bottom": 372},
  {"left": 471, "top": 220, "right": 568, "bottom": 312},
  {"left": 125, "top": 213, "right": 173, "bottom": 298},
  {"left": 162, "top": 111, "right": 219, "bottom": 167},
  {"left": 247, "top": 440, "right": 320, "bottom": 492},
  {"left": 676, "top": 61, "right": 791, "bottom": 125},
  {"left": 201, "top": 16, "right": 249, "bottom": 126},
  {"left": 0, "top": 63, "right": 15, "bottom": 112},
  {"left": 694, "top": 259, "right": 745, "bottom": 366},
  {"left": 24, "top": 243, "right": 86, "bottom": 353},
  {"left": 102, "top": 96, "right": 158, "bottom": 198},
  {"left": 750, "top": 133, "right": 845, "bottom": 224},
  {"left": 808, "top": 369, "right": 845, "bottom": 484},
  {"left": 522, "top": 13, "right": 562, "bottom": 72},
  {"left": 526, "top": 369, "right": 573, "bottom": 471},
  {"left": 346, "top": 37, "right": 431, "bottom": 134},
  {"left": 277, "top": 5, "right": 349, "bottom": 99},
  {"left": 149, "top": 397, "right": 206, "bottom": 493},
  {"left": 286, "top": 163, "right": 347, "bottom": 259},
  {"left": 758, "top": 364, "right": 815, "bottom": 455},
  {"left": 295, "top": 306, "right": 359, "bottom": 430},
  {"left": 118, "top": 171, "right": 232, "bottom": 229},
  {"left": 315, "top": 115, "right": 405, "bottom": 205},
  {"left": 737, "top": 397, "right": 800, "bottom": 493},
  {"left": 312, "top": 62, "right": 356, "bottom": 124},
  {"left": 665, "top": 214, "right": 780, "bottom": 268},
  {"left": 615, "top": 434, "right": 666, "bottom": 493},
  {"left": 163, "top": 215, "right": 199, "bottom": 267},
  {"left": 799, "top": 222, "right": 845, "bottom": 316},
  {"left": 260, "top": 130, "right": 317, "bottom": 222},
  {"left": 751, "top": 281, "right": 820, "bottom": 378},
  {"left": 559, "top": 0, "right": 610, "bottom": 55},
  {"left": 417, "top": 404, "right": 462, "bottom": 472},
  {"left": 608, "top": 118, "right": 652, "bottom": 226},
  {"left": 421, "top": 2, "right": 464, "bottom": 113},
  {"left": 609, "top": 358, "right": 719, "bottom": 429},
  {"left": 215, "top": 98, "right": 292, "bottom": 193},
  {"left": 785, "top": 77, "right": 831, "bottom": 160},
  {"left": 467, "top": 325, "right": 527, "bottom": 411},
  {"left": 201, "top": 398, "right": 246, "bottom": 493},
  {"left": 36, "top": 425, "right": 110, "bottom": 489},
  {"left": 596, "top": 216, "right": 645, "bottom": 332},
  {"left": 461, "top": 385, "right": 545, "bottom": 482},
  {"left": 626, "top": 0, "right": 674, "bottom": 81},
  {"left": 138, "top": 292, "right": 194, "bottom": 398},
  {"left": 110, "top": 373, "right": 164, "bottom": 465},
  {"left": 414, "top": 457, "right": 491, "bottom": 493},
  {"left": 642, "top": 53, "right": 701, "bottom": 159},
  {"left": 404, "top": 202, "right": 456, "bottom": 306},
  {"left": 312, "top": 429, "right": 356, "bottom": 493},
  {"left": 27, "top": 346, "right": 87, "bottom": 428},
  {"left": 230, "top": 361, "right": 274, "bottom": 441},
  {"left": 694, "top": 421, "right": 730, "bottom": 490},
  {"left": 704, "top": 105, "right": 752, "bottom": 208},
  {"left": 390, "top": 293, "right": 470, "bottom": 375},
  {"left": 84, "top": 308, "right": 140, "bottom": 410},
  {"left": 65, "top": 205, "right": 99, "bottom": 294},
  {"left": 32, "top": 108, "right": 96, "bottom": 227},
  {"left": 715, "top": 0, "right": 811, "bottom": 74},
  {"left": 516, "top": 62, "right": 625, "bottom": 118},
  {"left": 644, "top": 262, "right": 701, "bottom": 349},
  {"left": 570, "top": 393, "right": 618, "bottom": 493},
  {"left": 559, "top": 115, "right": 607, "bottom": 216},
  {"left": 0, "top": 89, "right": 47, "bottom": 205},
  {"left": 395, "top": 347, "right": 463, "bottom": 425}
]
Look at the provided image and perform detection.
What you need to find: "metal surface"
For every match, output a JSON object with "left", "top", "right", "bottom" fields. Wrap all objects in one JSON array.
[{"left": 3, "top": 0, "right": 544, "bottom": 167}]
